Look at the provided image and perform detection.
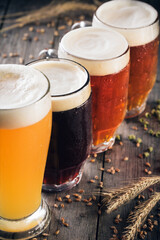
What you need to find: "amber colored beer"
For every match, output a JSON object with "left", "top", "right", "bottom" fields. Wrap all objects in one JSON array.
[
  {"left": 58, "top": 27, "right": 130, "bottom": 153},
  {"left": 93, "top": 0, "right": 159, "bottom": 118},
  {"left": 91, "top": 63, "right": 129, "bottom": 146},
  {"left": 128, "top": 36, "right": 159, "bottom": 112}
]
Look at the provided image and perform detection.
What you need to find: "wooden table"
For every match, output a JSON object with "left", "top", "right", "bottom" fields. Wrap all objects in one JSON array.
[{"left": 0, "top": 1, "right": 160, "bottom": 239}]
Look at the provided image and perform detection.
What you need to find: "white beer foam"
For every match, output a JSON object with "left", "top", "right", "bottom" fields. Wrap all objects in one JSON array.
[
  {"left": 30, "top": 60, "right": 91, "bottom": 112},
  {"left": 93, "top": 0, "right": 159, "bottom": 46},
  {"left": 58, "top": 27, "right": 129, "bottom": 76},
  {"left": 0, "top": 64, "right": 51, "bottom": 129}
]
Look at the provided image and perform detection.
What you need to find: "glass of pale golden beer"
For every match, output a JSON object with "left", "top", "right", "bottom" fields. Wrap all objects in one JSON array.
[
  {"left": 0, "top": 64, "right": 52, "bottom": 239},
  {"left": 58, "top": 27, "right": 130, "bottom": 153},
  {"left": 28, "top": 58, "right": 92, "bottom": 192},
  {"left": 93, "top": 0, "right": 159, "bottom": 118}
]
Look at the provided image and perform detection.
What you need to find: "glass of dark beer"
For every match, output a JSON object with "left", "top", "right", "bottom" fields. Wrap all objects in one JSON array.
[
  {"left": 58, "top": 27, "right": 130, "bottom": 153},
  {"left": 93, "top": 0, "right": 159, "bottom": 118},
  {"left": 28, "top": 58, "right": 92, "bottom": 192}
]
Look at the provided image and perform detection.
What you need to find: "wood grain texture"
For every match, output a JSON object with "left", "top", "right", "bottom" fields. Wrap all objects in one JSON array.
[{"left": 0, "top": 1, "right": 160, "bottom": 240}]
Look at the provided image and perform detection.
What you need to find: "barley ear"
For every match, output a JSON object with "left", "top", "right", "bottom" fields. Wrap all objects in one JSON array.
[
  {"left": 122, "top": 192, "right": 160, "bottom": 240},
  {"left": 103, "top": 176, "right": 160, "bottom": 214}
]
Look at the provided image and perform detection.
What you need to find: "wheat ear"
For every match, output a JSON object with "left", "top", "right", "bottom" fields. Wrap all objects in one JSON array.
[
  {"left": 101, "top": 176, "right": 160, "bottom": 214},
  {"left": 0, "top": 1, "right": 97, "bottom": 33},
  {"left": 122, "top": 192, "right": 160, "bottom": 240}
]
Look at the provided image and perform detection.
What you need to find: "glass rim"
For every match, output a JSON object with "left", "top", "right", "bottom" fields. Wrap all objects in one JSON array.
[
  {"left": 94, "top": 6, "right": 159, "bottom": 31},
  {"left": 0, "top": 67, "right": 50, "bottom": 111},
  {"left": 27, "top": 57, "right": 90, "bottom": 98}
]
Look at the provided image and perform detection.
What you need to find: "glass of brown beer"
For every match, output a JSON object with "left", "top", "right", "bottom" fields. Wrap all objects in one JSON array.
[
  {"left": 93, "top": 0, "right": 159, "bottom": 118},
  {"left": 0, "top": 64, "right": 52, "bottom": 239},
  {"left": 58, "top": 27, "right": 130, "bottom": 153},
  {"left": 28, "top": 58, "right": 92, "bottom": 192}
]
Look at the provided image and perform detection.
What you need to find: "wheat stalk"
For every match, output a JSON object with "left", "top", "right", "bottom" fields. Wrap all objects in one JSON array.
[
  {"left": 0, "top": 1, "right": 98, "bottom": 33},
  {"left": 122, "top": 192, "right": 160, "bottom": 240},
  {"left": 101, "top": 176, "right": 160, "bottom": 214}
]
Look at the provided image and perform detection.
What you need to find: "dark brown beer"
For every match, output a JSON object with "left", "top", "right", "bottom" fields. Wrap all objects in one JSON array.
[
  {"left": 44, "top": 96, "right": 92, "bottom": 186},
  {"left": 28, "top": 58, "right": 92, "bottom": 191}
]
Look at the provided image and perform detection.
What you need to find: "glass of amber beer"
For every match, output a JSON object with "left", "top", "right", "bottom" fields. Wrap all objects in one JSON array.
[
  {"left": 0, "top": 64, "right": 52, "bottom": 239},
  {"left": 58, "top": 27, "right": 130, "bottom": 153},
  {"left": 28, "top": 58, "right": 92, "bottom": 192},
  {"left": 93, "top": 0, "right": 159, "bottom": 118}
]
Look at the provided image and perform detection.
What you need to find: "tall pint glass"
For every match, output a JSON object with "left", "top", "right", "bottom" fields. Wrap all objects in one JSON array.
[
  {"left": 28, "top": 58, "right": 92, "bottom": 192},
  {"left": 0, "top": 65, "right": 52, "bottom": 239},
  {"left": 93, "top": 0, "right": 159, "bottom": 118},
  {"left": 58, "top": 27, "right": 130, "bottom": 153}
]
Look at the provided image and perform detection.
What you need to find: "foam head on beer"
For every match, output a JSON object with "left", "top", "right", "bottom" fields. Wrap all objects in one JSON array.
[
  {"left": 31, "top": 60, "right": 91, "bottom": 112},
  {"left": 58, "top": 27, "right": 129, "bottom": 75},
  {"left": 93, "top": 0, "right": 159, "bottom": 46},
  {"left": 0, "top": 64, "right": 51, "bottom": 129}
]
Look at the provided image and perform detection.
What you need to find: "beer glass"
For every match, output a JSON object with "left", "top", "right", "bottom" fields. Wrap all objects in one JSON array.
[
  {"left": 0, "top": 64, "right": 52, "bottom": 239},
  {"left": 93, "top": 0, "right": 159, "bottom": 118},
  {"left": 58, "top": 27, "right": 130, "bottom": 153},
  {"left": 28, "top": 58, "right": 92, "bottom": 192}
]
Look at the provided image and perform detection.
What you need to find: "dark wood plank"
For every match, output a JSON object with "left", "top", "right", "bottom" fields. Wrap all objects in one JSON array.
[
  {"left": 0, "top": 0, "right": 11, "bottom": 30},
  {"left": 0, "top": 0, "right": 55, "bottom": 65}
]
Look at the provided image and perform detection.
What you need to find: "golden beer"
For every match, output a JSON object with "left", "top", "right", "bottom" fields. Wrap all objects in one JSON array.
[{"left": 0, "top": 64, "right": 51, "bottom": 238}]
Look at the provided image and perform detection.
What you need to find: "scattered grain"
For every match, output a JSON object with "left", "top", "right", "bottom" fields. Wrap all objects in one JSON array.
[
  {"left": 33, "top": 36, "right": 39, "bottom": 41},
  {"left": 19, "top": 57, "right": 24, "bottom": 64},
  {"left": 90, "top": 158, "right": 95, "bottom": 163},
  {"left": 105, "top": 158, "right": 111, "bottom": 163},
  {"left": 65, "top": 195, "right": 70, "bottom": 199},
  {"left": 2, "top": 53, "right": 7, "bottom": 58},
  {"left": 131, "top": 126, "right": 138, "bottom": 130},
  {"left": 42, "top": 233, "right": 49, "bottom": 237},
  {"left": 63, "top": 222, "right": 69, "bottom": 227},
  {"left": 58, "top": 25, "right": 66, "bottom": 30},
  {"left": 89, "top": 179, "right": 95, "bottom": 183},
  {"left": 29, "top": 54, "right": 34, "bottom": 59},
  {"left": 54, "top": 30, "right": 59, "bottom": 36},
  {"left": 29, "top": 27, "right": 34, "bottom": 32},
  {"left": 55, "top": 230, "right": 60, "bottom": 235},
  {"left": 100, "top": 167, "right": 104, "bottom": 171},
  {"left": 78, "top": 189, "right": 84, "bottom": 193},
  {"left": 145, "top": 162, "right": 151, "bottom": 167},
  {"left": 53, "top": 203, "right": 58, "bottom": 208},
  {"left": 57, "top": 197, "right": 62, "bottom": 202},
  {"left": 86, "top": 202, "right": 92, "bottom": 206}
]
